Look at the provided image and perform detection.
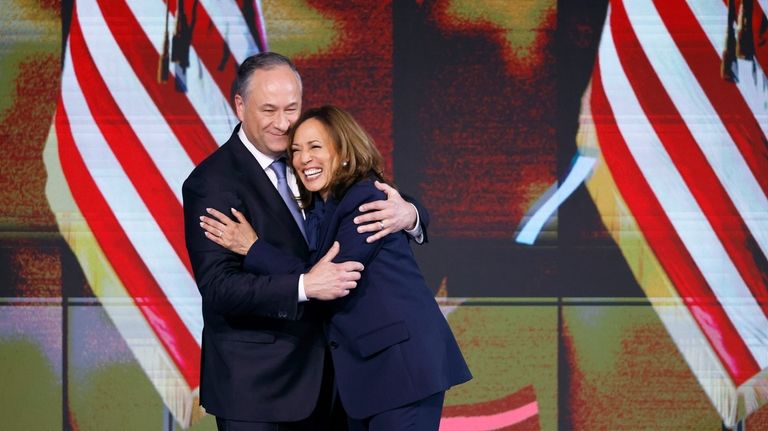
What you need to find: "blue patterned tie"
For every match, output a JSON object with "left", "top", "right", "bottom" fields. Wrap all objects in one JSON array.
[{"left": 271, "top": 158, "right": 307, "bottom": 240}]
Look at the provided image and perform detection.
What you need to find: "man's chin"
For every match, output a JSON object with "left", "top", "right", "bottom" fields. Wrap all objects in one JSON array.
[{"left": 267, "top": 143, "right": 289, "bottom": 154}]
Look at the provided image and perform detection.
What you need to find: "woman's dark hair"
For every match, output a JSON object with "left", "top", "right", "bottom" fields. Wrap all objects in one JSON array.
[{"left": 288, "top": 105, "right": 387, "bottom": 208}]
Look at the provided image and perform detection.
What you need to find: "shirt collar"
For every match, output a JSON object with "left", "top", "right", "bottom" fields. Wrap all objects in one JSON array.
[{"left": 237, "top": 125, "right": 283, "bottom": 170}]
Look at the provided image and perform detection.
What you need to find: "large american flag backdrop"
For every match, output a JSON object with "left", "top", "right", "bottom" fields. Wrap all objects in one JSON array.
[
  {"left": 44, "top": 0, "right": 768, "bottom": 427},
  {"left": 579, "top": 0, "right": 768, "bottom": 426},
  {"left": 51, "top": 0, "right": 267, "bottom": 425}
]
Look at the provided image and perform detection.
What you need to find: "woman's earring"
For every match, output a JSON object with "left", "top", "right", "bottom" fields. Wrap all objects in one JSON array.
[{"left": 342, "top": 160, "right": 349, "bottom": 167}]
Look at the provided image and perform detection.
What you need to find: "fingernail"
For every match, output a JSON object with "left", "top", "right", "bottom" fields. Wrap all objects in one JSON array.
[
  {"left": 199, "top": 216, "right": 204, "bottom": 221},
  {"left": 231, "top": 208, "right": 237, "bottom": 213},
  {"left": 199, "top": 222, "right": 204, "bottom": 227},
  {"left": 206, "top": 208, "right": 212, "bottom": 212},
  {"left": 357, "top": 227, "right": 363, "bottom": 233},
  {"left": 353, "top": 217, "right": 359, "bottom": 224},
  {"left": 358, "top": 206, "right": 365, "bottom": 212}
]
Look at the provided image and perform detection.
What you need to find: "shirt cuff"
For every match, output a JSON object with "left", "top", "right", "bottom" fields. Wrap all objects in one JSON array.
[
  {"left": 298, "top": 273, "right": 308, "bottom": 302},
  {"left": 404, "top": 203, "right": 424, "bottom": 244}
]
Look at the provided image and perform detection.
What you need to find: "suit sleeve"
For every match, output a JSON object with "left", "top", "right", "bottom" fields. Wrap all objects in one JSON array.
[
  {"left": 402, "top": 193, "right": 430, "bottom": 243},
  {"left": 183, "top": 174, "right": 301, "bottom": 319}
]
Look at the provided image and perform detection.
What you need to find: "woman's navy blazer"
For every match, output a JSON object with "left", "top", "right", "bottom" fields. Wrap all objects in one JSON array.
[{"left": 245, "top": 178, "right": 472, "bottom": 419}]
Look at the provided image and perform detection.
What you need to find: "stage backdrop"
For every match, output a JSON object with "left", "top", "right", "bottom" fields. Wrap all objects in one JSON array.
[{"left": 1, "top": 0, "right": 767, "bottom": 429}]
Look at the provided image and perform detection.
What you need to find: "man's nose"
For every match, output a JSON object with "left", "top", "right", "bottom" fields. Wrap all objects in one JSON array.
[{"left": 275, "top": 111, "right": 290, "bottom": 132}]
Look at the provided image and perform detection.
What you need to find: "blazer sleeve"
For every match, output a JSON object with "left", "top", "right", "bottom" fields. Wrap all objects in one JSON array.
[
  {"left": 332, "top": 184, "right": 390, "bottom": 267},
  {"left": 243, "top": 239, "right": 308, "bottom": 275},
  {"left": 183, "top": 174, "right": 302, "bottom": 320},
  {"left": 241, "top": 185, "right": 427, "bottom": 273}
]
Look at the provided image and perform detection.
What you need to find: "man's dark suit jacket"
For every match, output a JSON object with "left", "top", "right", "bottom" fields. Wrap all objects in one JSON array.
[
  {"left": 182, "top": 126, "right": 326, "bottom": 422},
  {"left": 244, "top": 178, "right": 472, "bottom": 420}
]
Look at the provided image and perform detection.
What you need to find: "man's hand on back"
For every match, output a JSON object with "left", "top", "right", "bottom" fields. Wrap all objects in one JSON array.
[
  {"left": 354, "top": 181, "right": 418, "bottom": 243},
  {"left": 304, "top": 242, "right": 364, "bottom": 300}
]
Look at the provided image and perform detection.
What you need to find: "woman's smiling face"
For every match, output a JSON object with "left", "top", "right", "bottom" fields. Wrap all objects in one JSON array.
[{"left": 291, "top": 118, "right": 339, "bottom": 200}]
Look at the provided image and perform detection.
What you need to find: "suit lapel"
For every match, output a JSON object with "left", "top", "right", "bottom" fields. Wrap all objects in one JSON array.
[{"left": 226, "top": 128, "right": 308, "bottom": 249}]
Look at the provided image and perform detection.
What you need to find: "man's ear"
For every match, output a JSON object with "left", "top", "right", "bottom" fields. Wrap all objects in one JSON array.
[{"left": 234, "top": 94, "right": 245, "bottom": 122}]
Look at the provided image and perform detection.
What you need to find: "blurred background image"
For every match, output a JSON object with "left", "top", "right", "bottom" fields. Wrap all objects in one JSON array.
[{"left": 2, "top": 0, "right": 767, "bottom": 429}]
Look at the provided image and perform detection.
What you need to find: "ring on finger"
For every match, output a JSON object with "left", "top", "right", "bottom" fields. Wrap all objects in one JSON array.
[
  {"left": 218, "top": 230, "right": 223, "bottom": 237},
  {"left": 378, "top": 221, "right": 385, "bottom": 230}
]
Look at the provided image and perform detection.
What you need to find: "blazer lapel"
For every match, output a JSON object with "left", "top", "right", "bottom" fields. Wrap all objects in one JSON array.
[{"left": 314, "top": 198, "right": 342, "bottom": 258}]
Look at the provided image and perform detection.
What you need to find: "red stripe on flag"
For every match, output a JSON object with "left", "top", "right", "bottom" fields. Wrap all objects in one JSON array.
[
  {"left": 751, "top": 1, "right": 768, "bottom": 75},
  {"left": 590, "top": 62, "right": 760, "bottom": 384},
  {"left": 658, "top": 0, "right": 768, "bottom": 200},
  {"left": 96, "top": 0, "right": 218, "bottom": 165},
  {"left": 56, "top": 99, "right": 200, "bottom": 388},
  {"left": 611, "top": 1, "right": 768, "bottom": 316},
  {"left": 68, "top": 15, "right": 194, "bottom": 278}
]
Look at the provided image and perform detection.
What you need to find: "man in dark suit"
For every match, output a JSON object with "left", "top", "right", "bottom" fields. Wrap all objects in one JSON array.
[{"left": 183, "top": 53, "right": 425, "bottom": 430}]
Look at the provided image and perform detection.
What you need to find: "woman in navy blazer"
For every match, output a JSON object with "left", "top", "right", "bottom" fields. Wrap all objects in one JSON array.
[{"left": 204, "top": 105, "right": 471, "bottom": 430}]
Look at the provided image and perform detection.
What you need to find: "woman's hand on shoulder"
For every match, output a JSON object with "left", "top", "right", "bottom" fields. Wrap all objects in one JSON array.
[{"left": 200, "top": 207, "right": 258, "bottom": 255}]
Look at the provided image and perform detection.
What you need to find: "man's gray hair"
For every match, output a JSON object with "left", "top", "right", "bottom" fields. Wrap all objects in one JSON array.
[{"left": 235, "top": 52, "right": 303, "bottom": 98}]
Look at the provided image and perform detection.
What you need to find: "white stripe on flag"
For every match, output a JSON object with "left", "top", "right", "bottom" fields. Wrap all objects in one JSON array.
[
  {"left": 255, "top": 0, "right": 269, "bottom": 49},
  {"left": 200, "top": 0, "right": 260, "bottom": 64},
  {"left": 652, "top": 298, "right": 736, "bottom": 422},
  {"left": 125, "top": 0, "right": 238, "bottom": 144},
  {"left": 626, "top": 0, "right": 768, "bottom": 259},
  {"left": 686, "top": 0, "right": 768, "bottom": 139},
  {"left": 600, "top": 14, "right": 768, "bottom": 367},
  {"left": 77, "top": 0, "right": 195, "bottom": 201},
  {"left": 61, "top": 45, "right": 203, "bottom": 345}
]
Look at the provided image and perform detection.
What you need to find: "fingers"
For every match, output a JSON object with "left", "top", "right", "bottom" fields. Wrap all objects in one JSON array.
[
  {"left": 203, "top": 230, "right": 225, "bottom": 245},
  {"left": 205, "top": 207, "right": 233, "bottom": 224},
  {"left": 354, "top": 206, "right": 394, "bottom": 228},
  {"left": 200, "top": 215, "right": 225, "bottom": 232},
  {"left": 364, "top": 229, "right": 389, "bottom": 244},
  {"left": 374, "top": 180, "right": 399, "bottom": 197},
  {"left": 305, "top": 249, "right": 364, "bottom": 300},
  {"left": 231, "top": 208, "right": 247, "bottom": 224},
  {"left": 200, "top": 219, "right": 225, "bottom": 240},
  {"left": 319, "top": 241, "right": 340, "bottom": 263},
  {"left": 356, "top": 220, "right": 388, "bottom": 234},
  {"left": 356, "top": 199, "right": 390, "bottom": 216},
  {"left": 338, "top": 260, "right": 365, "bottom": 273}
]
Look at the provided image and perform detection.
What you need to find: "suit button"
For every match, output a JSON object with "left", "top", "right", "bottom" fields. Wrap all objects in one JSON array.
[
  {"left": 329, "top": 341, "right": 339, "bottom": 349},
  {"left": 278, "top": 311, "right": 287, "bottom": 318}
]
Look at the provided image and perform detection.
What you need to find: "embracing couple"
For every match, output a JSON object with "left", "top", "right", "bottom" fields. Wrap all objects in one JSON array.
[{"left": 183, "top": 52, "right": 471, "bottom": 431}]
